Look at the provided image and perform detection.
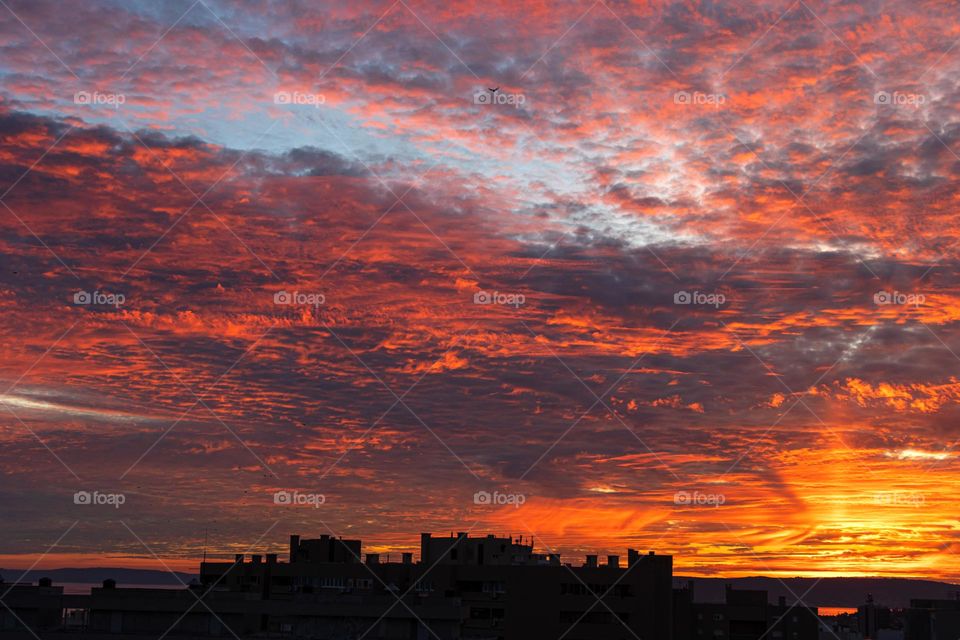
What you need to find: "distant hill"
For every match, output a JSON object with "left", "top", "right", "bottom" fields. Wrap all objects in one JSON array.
[
  {"left": 675, "top": 576, "right": 960, "bottom": 609},
  {"left": 0, "top": 568, "right": 197, "bottom": 586}
]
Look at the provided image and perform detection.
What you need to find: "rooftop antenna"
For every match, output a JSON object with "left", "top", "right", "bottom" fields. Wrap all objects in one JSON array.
[{"left": 202, "top": 529, "right": 208, "bottom": 563}]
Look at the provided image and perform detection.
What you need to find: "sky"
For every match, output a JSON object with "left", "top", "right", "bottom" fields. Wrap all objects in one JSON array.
[{"left": 1, "top": 0, "right": 960, "bottom": 581}]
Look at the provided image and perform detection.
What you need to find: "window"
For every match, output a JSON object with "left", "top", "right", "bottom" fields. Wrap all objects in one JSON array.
[
  {"left": 319, "top": 577, "right": 345, "bottom": 589},
  {"left": 559, "top": 611, "right": 615, "bottom": 624},
  {"left": 415, "top": 580, "right": 434, "bottom": 593},
  {"left": 346, "top": 578, "right": 371, "bottom": 589},
  {"left": 614, "top": 584, "right": 632, "bottom": 598},
  {"left": 561, "top": 583, "right": 589, "bottom": 596}
]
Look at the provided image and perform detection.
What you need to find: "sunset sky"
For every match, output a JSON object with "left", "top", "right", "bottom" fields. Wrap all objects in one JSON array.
[{"left": 2, "top": 0, "right": 960, "bottom": 581}]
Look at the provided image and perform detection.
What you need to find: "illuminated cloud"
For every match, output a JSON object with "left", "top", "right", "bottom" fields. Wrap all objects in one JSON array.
[{"left": 2, "top": 0, "right": 960, "bottom": 580}]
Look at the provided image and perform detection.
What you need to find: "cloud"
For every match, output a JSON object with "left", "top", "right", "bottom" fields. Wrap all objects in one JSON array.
[{"left": 2, "top": 0, "right": 960, "bottom": 579}]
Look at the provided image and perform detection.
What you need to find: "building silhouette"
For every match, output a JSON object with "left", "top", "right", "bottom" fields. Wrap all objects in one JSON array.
[
  {"left": 672, "top": 582, "right": 819, "bottom": 640},
  {"left": 0, "top": 531, "right": 822, "bottom": 640},
  {"left": 905, "top": 596, "right": 960, "bottom": 640}
]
